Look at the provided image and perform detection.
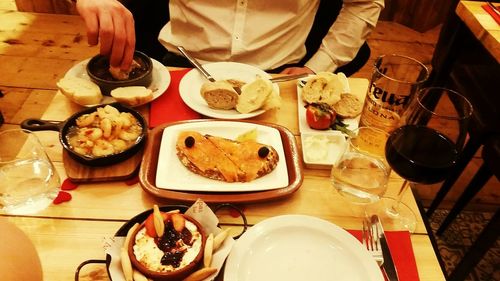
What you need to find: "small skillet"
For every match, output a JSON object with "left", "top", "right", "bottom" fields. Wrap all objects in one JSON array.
[{"left": 21, "top": 103, "right": 147, "bottom": 166}]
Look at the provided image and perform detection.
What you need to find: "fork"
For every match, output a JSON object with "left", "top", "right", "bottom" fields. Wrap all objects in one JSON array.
[
  {"left": 362, "top": 219, "right": 384, "bottom": 266},
  {"left": 177, "top": 46, "right": 242, "bottom": 94}
]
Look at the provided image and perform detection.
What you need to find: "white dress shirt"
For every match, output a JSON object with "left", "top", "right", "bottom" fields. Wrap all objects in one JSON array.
[{"left": 158, "top": 0, "right": 383, "bottom": 72}]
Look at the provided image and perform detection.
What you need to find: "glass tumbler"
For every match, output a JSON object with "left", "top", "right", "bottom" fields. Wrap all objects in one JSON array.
[
  {"left": 331, "top": 127, "right": 390, "bottom": 217},
  {"left": 0, "top": 129, "right": 60, "bottom": 214}
]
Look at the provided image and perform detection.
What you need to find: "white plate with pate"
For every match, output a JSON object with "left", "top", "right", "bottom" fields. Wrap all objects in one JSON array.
[
  {"left": 64, "top": 58, "right": 171, "bottom": 107},
  {"left": 155, "top": 121, "right": 289, "bottom": 192},
  {"left": 224, "top": 215, "right": 384, "bottom": 281},
  {"left": 178, "top": 62, "right": 280, "bottom": 119}
]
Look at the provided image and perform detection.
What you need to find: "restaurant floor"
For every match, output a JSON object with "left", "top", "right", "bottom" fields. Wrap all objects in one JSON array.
[
  {"left": 429, "top": 209, "right": 499, "bottom": 281},
  {"left": 362, "top": 21, "right": 500, "bottom": 281}
]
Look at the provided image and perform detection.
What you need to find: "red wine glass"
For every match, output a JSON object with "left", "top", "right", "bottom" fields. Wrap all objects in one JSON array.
[{"left": 381, "top": 87, "right": 473, "bottom": 232}]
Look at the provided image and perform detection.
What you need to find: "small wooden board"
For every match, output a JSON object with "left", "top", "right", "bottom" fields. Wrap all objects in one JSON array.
[{"left": 63, "top": 148, "right": 143, "bottom": 183}]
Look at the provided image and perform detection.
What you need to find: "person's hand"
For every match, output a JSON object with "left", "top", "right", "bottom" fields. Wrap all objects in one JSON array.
[
  {"left": 280, "top": 66, "right": 315, "bottom": 75},
  {"left": 76, "top": 0, "right": 135, "bottom": 69}
]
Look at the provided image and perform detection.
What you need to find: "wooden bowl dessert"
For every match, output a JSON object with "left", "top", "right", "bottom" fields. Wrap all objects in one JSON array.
[
  {"left": 127, "top": 212, "right": 206, "bottom": 281},
  {"left": 86, "top": 51, "right": 153, "bottom": 96}
]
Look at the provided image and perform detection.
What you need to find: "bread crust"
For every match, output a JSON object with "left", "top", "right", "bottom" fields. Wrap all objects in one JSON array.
[
  {"left": 200, "top": 81, "right": 239, "bottom": 110},
  {"left": 176, "top": 131, "right": 279, "bottom": 182},
  {"left": 301, "top": 72, "right": 343, "bottom": 106},
  {"left": 56, "top": 76, "right": 103, "bottom": 105},
  {"left": 332, "top": 93, "right": 363, "bottom": 118},
  {"left": 111, "top": 86, "right": 153, "bottom": 106}
]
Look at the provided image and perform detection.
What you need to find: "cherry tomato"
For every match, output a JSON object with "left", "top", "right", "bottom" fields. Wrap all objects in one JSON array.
[{"left": 305, "top": 103, "right": 336, "bottom": 130}]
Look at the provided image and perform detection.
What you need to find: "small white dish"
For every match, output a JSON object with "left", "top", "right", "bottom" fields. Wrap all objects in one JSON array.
[
  {"left": 178, "top": 62, "right": 280, "bottom": 119},
  {"left": 224, "top": 215, "right": 384, "bottom": 281},
  {"left": 301, "top": 131, "right": 348, "bottom": 169},
  {"left": 64, "top": 58, "right": 171, "bottom": 107},
  {"left": 155, "top": 121, "right": 289, "bottom": 192}
]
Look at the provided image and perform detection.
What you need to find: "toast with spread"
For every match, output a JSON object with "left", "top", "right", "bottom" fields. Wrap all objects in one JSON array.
[{"left": 176, "top": 131, "right": 279, "bottom": 182}]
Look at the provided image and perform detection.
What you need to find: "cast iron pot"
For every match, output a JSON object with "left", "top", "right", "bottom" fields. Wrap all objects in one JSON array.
[
  {"left": 86, "top": 50, "right": 153, "bottom": 96},
  {"left": 20, "top": 103, "right": 147, "bottom": 166}
]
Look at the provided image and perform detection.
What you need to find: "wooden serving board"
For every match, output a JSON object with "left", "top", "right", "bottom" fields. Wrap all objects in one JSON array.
[{"left": 62, "top": 148, "right": 143, "bottom": 183}]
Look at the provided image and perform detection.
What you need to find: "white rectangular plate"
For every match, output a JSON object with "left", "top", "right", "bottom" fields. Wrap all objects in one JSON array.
[{"left": 155, "top": 121, "right": 289, "bottom": 192}]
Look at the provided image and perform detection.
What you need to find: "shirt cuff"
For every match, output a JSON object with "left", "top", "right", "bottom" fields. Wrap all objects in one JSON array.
[{"left": 305, "top": 50, "right": 339, "bottom": 73}]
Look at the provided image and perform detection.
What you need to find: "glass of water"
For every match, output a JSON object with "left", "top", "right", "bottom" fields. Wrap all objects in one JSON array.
[
  {"left": 330, "top": 127, "right": 390, "bottom": 216},
  {"left": 0, "top": 129, "right": 60, "bottom": 214}
]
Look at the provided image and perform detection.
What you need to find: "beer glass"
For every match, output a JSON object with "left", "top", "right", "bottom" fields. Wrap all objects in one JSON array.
[{"left": 359, "top": 54, "right": 429, "bottom": 133}]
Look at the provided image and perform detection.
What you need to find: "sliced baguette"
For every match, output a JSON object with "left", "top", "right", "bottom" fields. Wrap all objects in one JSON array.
[
  {"left": 332, "top": 93, "right": 363, "bottom": 118},
  {"left": 236, "top": 78, "right": 274, "bottom": 113},
  {"left": 110, "top": 86, "right": 153, "bottom": 106},
  {"left": 56, "top": 76, "right": 102, "bottom": 105},
  {"left": 301, "top": 72, "right": 343, "bottom": 106},
  {"left": 200, "top": 80, "right": 239, "bottom": 110}
]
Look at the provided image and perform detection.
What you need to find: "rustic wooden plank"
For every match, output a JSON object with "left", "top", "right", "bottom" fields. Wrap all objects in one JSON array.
[
  {"left": 0, "top": 30, "right": 96, "bottom": 59},
  {"left": 0, "top": 56, "right": 81, "bottom": 88},
  {"left": 352, "top": 21, "right": 439, "bottom": 79},
  {"left": 0, "top": 9, "right": 87, "bottom": 34},
  {"left": 14, "top": 0, "right": 77, "bottom": 14},
  {"left": 0, "top": 87, "right": 56, "bottom": 124},
  {"left": 457, "top": 1, "right": 500, "bottom": 63},
  {"left": 0, "top": 0, "right": 17, "bottom": 10}
]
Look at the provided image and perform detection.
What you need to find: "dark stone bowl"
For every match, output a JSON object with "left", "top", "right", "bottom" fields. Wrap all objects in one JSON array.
[{"left": 86, "top": 51, "right": 153, "bottom": 96}]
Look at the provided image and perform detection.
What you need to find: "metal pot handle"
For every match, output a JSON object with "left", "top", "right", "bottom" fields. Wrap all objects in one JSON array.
[
  {"left": 20, "top": 118, "right": 63, "bottom": 131},
  {"left": 213, "top": 203, "right": 248, "bottom": 239},
  {"left": 74, "top": 258, "right": 108, "bottom": 281}
]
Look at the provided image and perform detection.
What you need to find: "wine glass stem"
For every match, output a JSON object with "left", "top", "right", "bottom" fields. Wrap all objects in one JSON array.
[{"left": 388, "top": 180, "right": 410, "bottom": 216}]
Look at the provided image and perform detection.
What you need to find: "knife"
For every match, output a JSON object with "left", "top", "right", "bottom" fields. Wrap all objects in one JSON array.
[
  {"left": 269, "top": 73, "right": 309, "bottom": 83},
  {"left": 371, "top": 215, "right": 400, "bottom": 281}
]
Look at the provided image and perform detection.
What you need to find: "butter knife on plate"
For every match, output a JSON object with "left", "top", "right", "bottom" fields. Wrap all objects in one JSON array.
[{"left": 371, "top": 215, "right": 400, "bottom": 281}]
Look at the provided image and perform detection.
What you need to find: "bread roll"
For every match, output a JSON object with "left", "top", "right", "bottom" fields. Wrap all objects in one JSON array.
[
  {"left": 301, "top": 72, "right": 344, "bottom": 106},
  {"left": 110, "top": 86, "right": 153, "bottom": 106},
  {"left": 56, "top": 76, "right": 102, "bottom": 105},
  {"left": 109, "top": 59, "right": 141, "bottom": 81},
  {"left": 200, "top": 81, "right": 239, "bottom": 110},
  {"left": 332, "top": 93, "right": 363, "bottom": 118},
  {"left": 236, "top": 78, "right": 274, "bottom": 114}
]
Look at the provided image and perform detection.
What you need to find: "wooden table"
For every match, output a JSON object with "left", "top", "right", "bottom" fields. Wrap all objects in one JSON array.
[
  {"left": 0, "top": 6, "right": 446, "bottom": 281},
  {"left": 456, "top": 1, "right": 500, "bottom": 62}
]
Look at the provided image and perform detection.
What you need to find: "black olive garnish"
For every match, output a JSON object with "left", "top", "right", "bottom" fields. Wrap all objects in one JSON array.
[
  {"left": 185, "top": 136, "right": 195, "bottom": 148},
  {"left": 258, "top": 146, "right": 270, "bottom": 158}
]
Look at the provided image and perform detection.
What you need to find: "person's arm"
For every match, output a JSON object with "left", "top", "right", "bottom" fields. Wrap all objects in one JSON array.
[
  {"left": 76, "top": 0, "right": 136, "bottom": 69},
  {"left": 305, "top": 0, "right": 384, "bottom": 73}
]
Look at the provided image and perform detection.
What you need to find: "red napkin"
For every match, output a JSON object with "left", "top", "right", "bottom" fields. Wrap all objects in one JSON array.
[
  {"left": 349, "top": 230, "right": 420, "bottom": 281},
  {"left": 149, "top": 68, "right": 201, "bottom": 128},
  {"left": 483, "top": 4, "right": 500, "bottom": 25}
]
